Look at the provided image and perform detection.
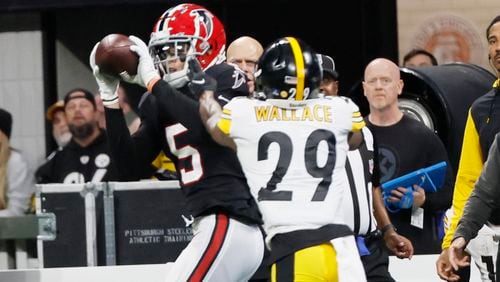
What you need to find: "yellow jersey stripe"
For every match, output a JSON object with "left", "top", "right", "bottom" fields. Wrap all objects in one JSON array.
[
  {"left": 352, "top": 111, "right": 364, "bottom": 132},
  {"left": 352, "top": 120, "right": 365, "bottom": 132},
  {"left": 222, "top": 108, "right": 231, "bottom": 115},
  {"left": 217, "top": 118, "right": 232, "bottom": 135},
  {"left": 286, "top": 37, "right": 305, "bottom": 101}
]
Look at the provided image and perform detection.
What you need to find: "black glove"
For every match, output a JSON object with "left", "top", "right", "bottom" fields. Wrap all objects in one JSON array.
[{"left": 187, "top": 58, "right": 217, "bottom": 99}]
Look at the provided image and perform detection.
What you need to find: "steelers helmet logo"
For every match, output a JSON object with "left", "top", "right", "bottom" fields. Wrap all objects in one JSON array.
[
  {"left": 378, "top": 147, "right": 398, "bottom": 183},
  {"left": 80, "top": 155, "right": 89, "bottom": 165},
  {"left": 95, "top": 153, "right": 111, "bottom": 168}
]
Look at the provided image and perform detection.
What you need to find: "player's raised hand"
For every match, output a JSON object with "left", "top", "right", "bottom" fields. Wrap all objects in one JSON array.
[
  {"left": 89, "top": 42, "right": 119, "bottom": 106},
  {"left": 187, "top": 58, "right": 217, "bottom": 98},
  {"left": 124, "top": 35, "right": 160, "bottom": 88}
]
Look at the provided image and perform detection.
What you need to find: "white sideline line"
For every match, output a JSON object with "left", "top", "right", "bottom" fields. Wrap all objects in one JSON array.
[
  {"left": 389, "top": 254, "right": 482, "bottom": 282},
  {"left": 0, "top": 263, "right": 171, "bottom": 282},
  {"left": 0, "top": 256, "right": 483, "bottom": 282}
]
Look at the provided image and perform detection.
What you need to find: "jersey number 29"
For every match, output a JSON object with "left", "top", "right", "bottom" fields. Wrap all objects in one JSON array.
[{"left": 257, "top": 129, "right": 336, "bottom": 202}]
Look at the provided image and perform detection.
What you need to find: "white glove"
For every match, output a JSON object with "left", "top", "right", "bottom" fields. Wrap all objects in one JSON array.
[
  {"left": 89, "top": 42, "right": 119, "bottom": 106},
  {"left": 122, "top": 35, "right": 160, "bottom": 88}
]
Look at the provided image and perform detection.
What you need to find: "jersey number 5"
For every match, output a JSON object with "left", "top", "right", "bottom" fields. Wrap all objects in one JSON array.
[
  {"left": 257, "top": 129, "right": 336, "bottom": 202},
  {"left": 165, "top": 123, "right": 203, "bottom": 185}
]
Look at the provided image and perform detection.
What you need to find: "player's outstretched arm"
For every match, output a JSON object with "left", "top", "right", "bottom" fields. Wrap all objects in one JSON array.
[
  {"left": 188, "top": 59, "right": 236, "bottom": 150},
  {"left": 199, "top": 91, "right": 236, "bottom": 151}
]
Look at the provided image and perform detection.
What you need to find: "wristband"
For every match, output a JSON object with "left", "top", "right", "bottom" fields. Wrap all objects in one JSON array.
[
  {"left": 381, "top": 223, "right": 396, "bottom": 235},
  {"left": 147, "top": 77, "right": 161, "bottom": 93}
]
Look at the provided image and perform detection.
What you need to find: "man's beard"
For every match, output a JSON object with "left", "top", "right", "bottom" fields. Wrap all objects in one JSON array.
[
  {"left": 55, "top": 132, "right": 72, "bottom": 147},
  {"left": 69, "top": 123, "right": 96, "bottom": 140}
]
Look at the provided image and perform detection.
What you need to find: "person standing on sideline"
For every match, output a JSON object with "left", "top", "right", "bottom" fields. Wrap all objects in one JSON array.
[
  {"left": 363, "top": 58, "right": 454, "bottom": 254},
  {"left": 319, "top": 54, "right": 413, "bottom": 281},
  {"left": 91, "top": 3, "right": 263, "bottom": 281},
  {"left": 437, "top": 15, "right": 500, "bottom": 282},
  {"left": 227, "top": 36, "right": 264, "bottom": 93},
  {"left": 35, "top": 88, "right": 118, "bottom": 184}
]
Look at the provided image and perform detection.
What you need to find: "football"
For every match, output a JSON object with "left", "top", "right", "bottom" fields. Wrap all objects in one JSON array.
[{"left": 95, "top": 34, "right": 138, "bottom": 77}]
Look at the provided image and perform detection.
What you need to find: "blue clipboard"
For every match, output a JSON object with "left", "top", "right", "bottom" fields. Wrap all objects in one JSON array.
[
  {"left": 381, "top": 161, "right": 447, "bottom": 212},
  {"left": 381, "top": 161, "right": 447, "bottom": 193}
]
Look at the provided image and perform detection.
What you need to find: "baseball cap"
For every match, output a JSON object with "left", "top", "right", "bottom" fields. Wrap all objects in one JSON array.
[
  {"left": 63, "top": 88, "right": 96, "bottom": 109},
  {"left": 318, "top": 54, "right": 339, "bottom": 80},
  {"left": 46, "top": 100, "right": 65, "bottom": 121}
]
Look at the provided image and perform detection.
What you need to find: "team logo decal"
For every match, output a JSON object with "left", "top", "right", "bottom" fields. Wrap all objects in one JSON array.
[
  {"left": 80, "top": 155, "right": 89, "bottom": 165},
  {"left": 181, "top": 214, "right": 194, "bottom": 227},
  {"left": 190, "top": 9, "right": 213, "bottom": 40},
  {"left": 232, "top": 68, "right": 246, "bottom": 89},
  {"left": 378, "top": 147, "right": 398, "bottom": 183},
  {"left": 95, "top": 153, "right": 111, "bottom": 168}
]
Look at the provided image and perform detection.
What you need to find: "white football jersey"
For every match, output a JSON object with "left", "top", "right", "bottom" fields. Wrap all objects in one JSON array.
[{"left": 217, "top": 96, "right": 365, "bottom": 242}]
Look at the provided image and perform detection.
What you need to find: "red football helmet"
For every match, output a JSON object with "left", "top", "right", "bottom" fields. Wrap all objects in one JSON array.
[{"left": 149, "top": 3, "right": 226, "bottom": 88}]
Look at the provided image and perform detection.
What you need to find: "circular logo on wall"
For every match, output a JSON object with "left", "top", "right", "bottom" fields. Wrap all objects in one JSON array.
[{"left": 411, "top": 14, "right": 485, "bottom": 65}]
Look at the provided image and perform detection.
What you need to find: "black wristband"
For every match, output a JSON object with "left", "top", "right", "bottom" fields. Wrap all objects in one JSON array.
[{"left": 381, "top": 223, "right": 396, "bottom": 235}]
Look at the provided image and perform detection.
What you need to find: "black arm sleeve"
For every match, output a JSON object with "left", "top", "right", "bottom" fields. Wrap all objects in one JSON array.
[
  {"left": 455, "top": 134, "right": 500, "bottom": 242},
  {"left": 104, "top": 101, "right": 161, "bottom": 180}
]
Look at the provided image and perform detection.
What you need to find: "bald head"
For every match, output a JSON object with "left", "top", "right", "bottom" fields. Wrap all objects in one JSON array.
[
  {"left": 227, "top": 36, "right": 264, "bottom": 93},
  {"left": 227, "top": 36, "right": 264, "bottom": 64},
  {"left": 363, "top": 58, "right": 404, "bottom": 114},
  {"left": 364, "top": 58, "right": 401, "bottom": 81}
]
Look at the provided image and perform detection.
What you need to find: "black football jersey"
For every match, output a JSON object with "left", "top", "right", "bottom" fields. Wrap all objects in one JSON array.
[
  {"left": 105, "top": 63, "right": 262, "bottom": 225},
  {"left": 36, "top": 131, "right": 119, "bottom": 184}
]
